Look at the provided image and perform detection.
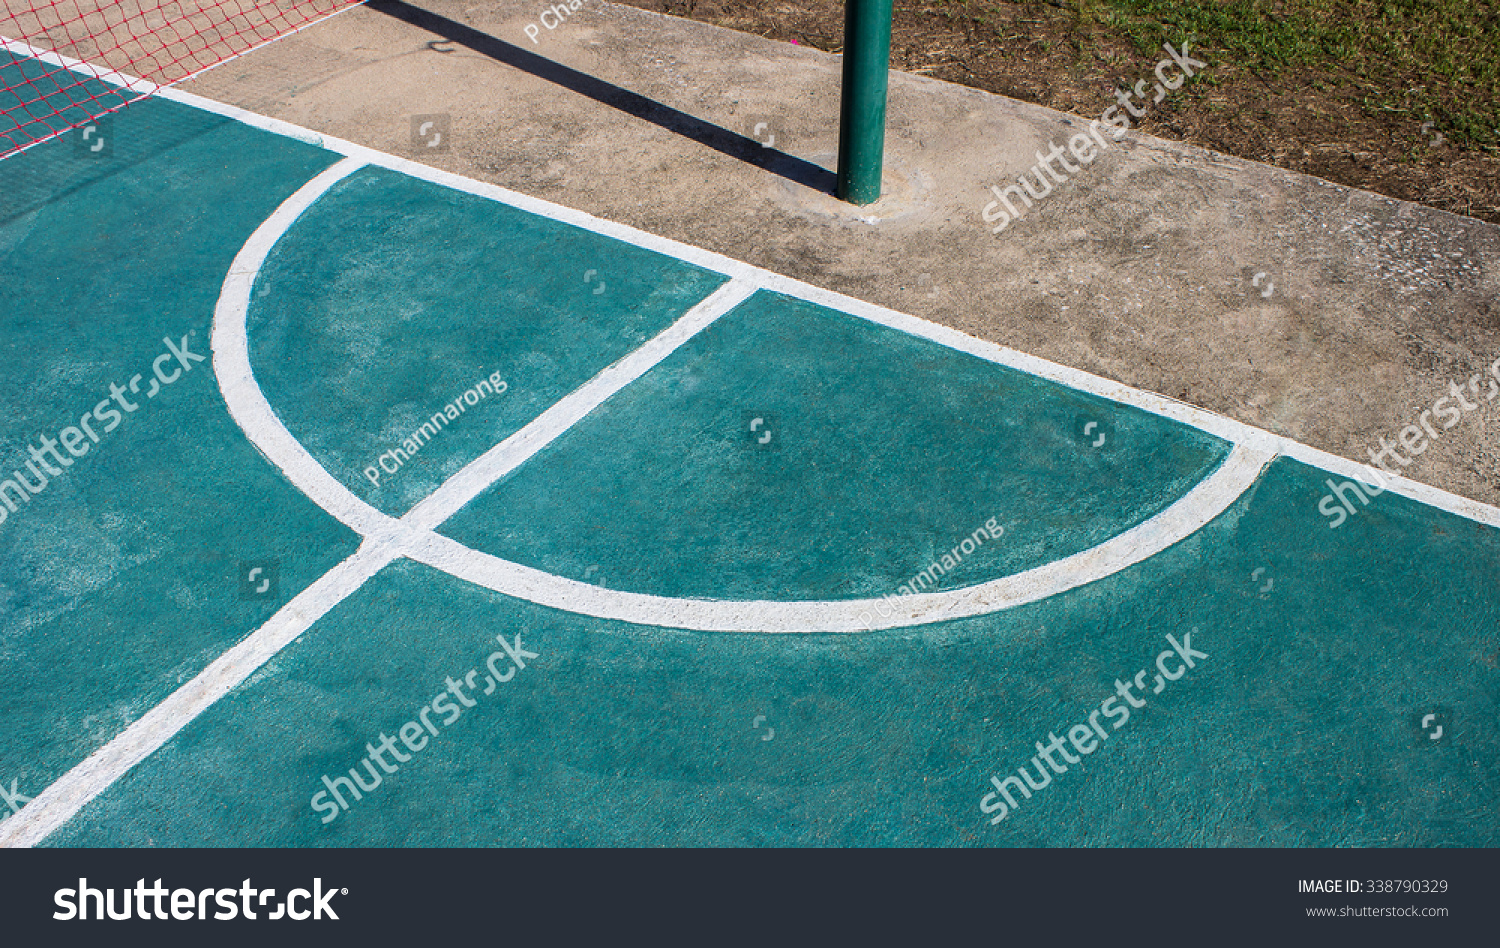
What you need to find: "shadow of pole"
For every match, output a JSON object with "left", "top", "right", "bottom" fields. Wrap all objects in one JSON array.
[{"left": 366, "top": 0, "right": 838, "bottom": 195}]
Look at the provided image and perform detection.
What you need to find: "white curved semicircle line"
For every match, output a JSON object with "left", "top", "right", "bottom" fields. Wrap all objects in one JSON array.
[
  {"left": 397, "top": 441, "right": 1270, "bottom": 633},
  {"left": 214, "top": 156, "right": 1274, "bottom": 635},
  {"left": 3, "top": 142, "right": 1275, "bottom": 852},
  {"left": 213, "top": 158, "right": 399, "bottom": 543}
]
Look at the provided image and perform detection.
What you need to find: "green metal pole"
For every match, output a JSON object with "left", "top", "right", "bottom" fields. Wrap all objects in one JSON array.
[{"left": 836, "top": 0, "right": 893, "bottom": 205}]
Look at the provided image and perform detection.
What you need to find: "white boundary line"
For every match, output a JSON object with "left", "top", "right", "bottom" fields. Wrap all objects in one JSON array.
[
  {"left": 0, "top": 35, "right": 164, "bottom": 95},
  {"left": 6, "top": 30, "right": 1497, "bottom": 528},
  {"left": 0, "top": 540, "right": 397, "bottom": 849},
  {"left": 0, "top": 35, "right": 159, "bottom": 160},
  {"left": 1, "top": 6, "right": 361, "bottom": 158},
  {"left": 208, "top": 161, "right": 1271, "bottom": 634},
  {"left": 5, "top": 40, "right": 1500, "bottom": 847}
]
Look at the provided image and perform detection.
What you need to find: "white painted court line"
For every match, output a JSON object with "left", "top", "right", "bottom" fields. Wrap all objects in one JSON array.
[
  {"left": 0, "top": 159, "right": 753, "bottom": 848},
  {"left": 397, "top": 442, "right": 1274, "bottom": 632},
  {"left": 5, "top": 44, "right": 1499, "bottom": 848},
  {"left": 7, "top": 34, "right": 1496, "bottom": 527},
  {"left": 0, "top": 36, "right": 160, "bottom": 160},
  {"left": 214, "top": 156, "right": 397, "bottom": 542},
  {"left": 145, "top": 76, "right": 1500, "bottom": 531},
  {"left": 1, "top": 9, "right": 361, "bottom": 159},
  {"left": 404, "top": 278, "right": 758, "bottom": 531},
  {"left": 211, "top": 160, "right": 1267, "bottom": 633},
  {"left": 0, "top": 36, "right": 164, "bottom": 95},
  {"left": 0, "top": 540, "right": 397, "bottom": 849}
]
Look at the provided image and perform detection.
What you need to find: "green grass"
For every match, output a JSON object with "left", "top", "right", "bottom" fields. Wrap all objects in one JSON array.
[
  {"left": 939, "top": 0, "right": 1500, "bottom": 150},
  {"left": 1079, "top": 0, "right": 1500, "bottom": 150}
]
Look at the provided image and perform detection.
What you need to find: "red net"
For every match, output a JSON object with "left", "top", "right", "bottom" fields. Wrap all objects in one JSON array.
[{"left": 1, "top": 0, "right": 363, "bottom": 157}]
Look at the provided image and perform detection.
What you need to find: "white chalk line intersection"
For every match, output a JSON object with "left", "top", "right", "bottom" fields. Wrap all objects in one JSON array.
[
  {"left": 0, "top": 151, "right": 1267, "bottom": 849},
  {"left": 0, "top": 163, "right": 756, "bottom": 848},
  {"left": 7, "top": 49, "right": 1494, "bottom": 846},
  {"left": 209, "top": 160, "right": 1268, "bottom": 636}
]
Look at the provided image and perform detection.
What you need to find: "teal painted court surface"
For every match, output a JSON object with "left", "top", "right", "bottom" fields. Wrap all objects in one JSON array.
[{"left": 3, "top": 51, "right": 1499, "bottom": 847}]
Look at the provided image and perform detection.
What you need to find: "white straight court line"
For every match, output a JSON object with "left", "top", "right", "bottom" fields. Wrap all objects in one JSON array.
[
  {"left": 0, "top": 158, "right": 756, "bottom": 848},
  {"left": 0, "top": 540, "right": 397, "bottom": 849},
  {"left": 206, "top": 155, "right": 1270, "bottom": 634},
  {"left": 6, "top": 32, "right": 1496, "bottom": 528},
  {"left": 0, "top": 35, "right": 164, "bottom": 94},
  {"left": 5, "top": 43, "right": 1499, "bottom": 848},
  {"left": 404, "top": 278, "right": 758, "bottom": 531},
  {"left": 0, "top": 7, "right": 361, "bottom": 158},
  {"left": 0, "top": 35, "right": 160, "bottom": 160}
]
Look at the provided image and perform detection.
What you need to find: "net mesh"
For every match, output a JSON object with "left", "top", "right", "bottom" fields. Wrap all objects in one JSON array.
[{"left": 1, "top": 0, "right": 362, "bottom": 157}]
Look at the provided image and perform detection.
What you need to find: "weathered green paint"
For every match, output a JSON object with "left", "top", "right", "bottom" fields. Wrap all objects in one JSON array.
[{"left": 836, "top": 0, "right": 894, "bottom": 205}]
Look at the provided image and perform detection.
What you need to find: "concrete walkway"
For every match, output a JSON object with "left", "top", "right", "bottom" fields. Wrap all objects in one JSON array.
[{"left": 181, "top": 0, "right": 1500, "bottom": 505}]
